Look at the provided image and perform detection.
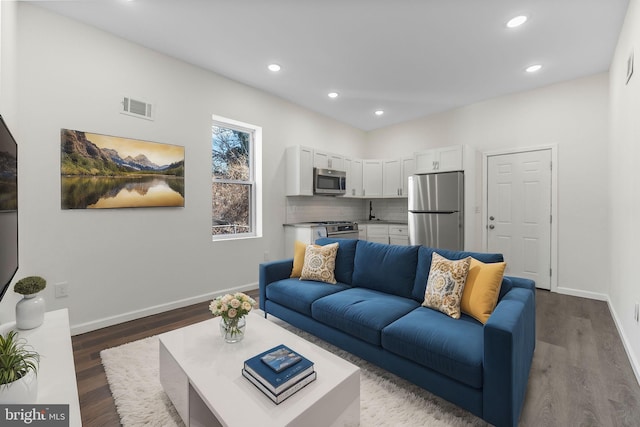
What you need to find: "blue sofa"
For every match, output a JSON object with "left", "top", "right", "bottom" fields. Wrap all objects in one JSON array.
[{"left": 259, "top": 238, "right": 535, "bottom": 427}]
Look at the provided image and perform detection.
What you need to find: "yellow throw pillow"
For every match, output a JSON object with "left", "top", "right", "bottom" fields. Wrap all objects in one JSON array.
[
  {"left": 461, "top": 258, "right": 506, "bottom": 324},
  {"left": 300, "top": 242, "right": 339, "bottom": 284},
  {"left": 422, "top": 252, "right": 471, "bottom": 319},
  {"left": 290, "top": 240, "right": 310, "bottom": 278}
]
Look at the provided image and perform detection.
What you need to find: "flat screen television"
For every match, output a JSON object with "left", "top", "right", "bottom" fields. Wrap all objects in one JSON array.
[{"left": 0, "top": 115, "right": 18, "bottom": 302}]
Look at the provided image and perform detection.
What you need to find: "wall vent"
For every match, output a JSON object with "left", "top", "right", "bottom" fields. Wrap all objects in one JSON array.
[{"left": 121, "top": 96, "right": 154, "bottom": 120}]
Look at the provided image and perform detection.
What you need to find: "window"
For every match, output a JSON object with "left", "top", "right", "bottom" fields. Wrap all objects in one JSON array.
[{"left": 211, "top": 115, "right": 262, "bottom": 240}]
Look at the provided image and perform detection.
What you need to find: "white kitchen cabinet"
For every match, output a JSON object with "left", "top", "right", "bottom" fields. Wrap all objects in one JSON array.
[
  {"left": 366, "top": 224, "right": 389, "bottom": 244},
  {"left": 415, "top": 145, "right": 463, "bottom": 173},
  {"left": 362, "top": 160, "right": 383, "bottom": 197},
  {"left": 382, "top": 159, "right": 402, "bottom": 197},
  {"left": 313, "top": 150, "right": 344, "bottom": 171},
  {"left": 345, "top": 158, "right": 364, "bottom": 198},
  {"left": 389, "top": 225, "right": 409, "bottom": 246},
  {"left": 284, "top": 225, "right": 327, "bottom": 257},
  {"left": 286, "top": 145, "right": 314, "bottom": 196},
  {"left": 383, "top": 157, "right": 416, "bottom": 197},
  {"left": 358, "top": 225, "right": 367, "bottom": 240},
  {"left": 401, "top": 156, "right": 416, "bottom": 196}
]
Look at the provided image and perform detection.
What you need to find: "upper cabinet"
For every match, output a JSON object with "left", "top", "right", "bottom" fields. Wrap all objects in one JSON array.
[
  {"left": 313, "top": 150, "right": 344, "bottom": 171},
  {"left": 344, "top": 158, "right": 364, "bottom": 198},
  {"left": 285, "top": 144, "right": 468, "bottom": 199},
  {"left": 285, "top": 145, "right": 314, "bottom": 196},
  {"left": 400, "top": 156, "right": 416, "bottom": 196},
  {"left": 362, "top": 160, "right": 383, "bottom": 197},
  {"left": 382, "top": 159, "right": 401, "bottom": 197},
  {"left": 383, "top": 156, "right": 415, "bottom": 197},
  {"left": 415, "top": 146, "right": 463, "bottom": 173}
]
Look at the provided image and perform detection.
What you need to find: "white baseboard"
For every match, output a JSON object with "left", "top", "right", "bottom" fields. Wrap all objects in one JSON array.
[
  {"left": 554, "top": 286, "right": 608, "bottom": 301},
  {"left": 70, "top": 282, "right": 258, "bottom": 336},
  {"left": 607, "top": 297, "right": 640, "bottom": 387}
]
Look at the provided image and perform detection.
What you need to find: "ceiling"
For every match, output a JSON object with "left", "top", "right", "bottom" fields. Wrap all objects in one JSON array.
[{"left": 28, "top": 0, "right": 629, "bottom": 131}]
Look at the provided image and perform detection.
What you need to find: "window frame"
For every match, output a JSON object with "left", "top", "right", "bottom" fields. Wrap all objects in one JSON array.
[{"left": 211, "top": 114, "right": 262, "bottom": 241}]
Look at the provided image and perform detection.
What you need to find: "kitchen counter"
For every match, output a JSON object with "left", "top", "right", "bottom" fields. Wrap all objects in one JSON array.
[
  {"left": 355, "top": 220, "right": 408, "bottom": 225},
  {"left": 284, "top": 220, "right": 408, "bottom": 227},
  {"left": 283, "top": 222, "right": 324, "bottom": 228}
]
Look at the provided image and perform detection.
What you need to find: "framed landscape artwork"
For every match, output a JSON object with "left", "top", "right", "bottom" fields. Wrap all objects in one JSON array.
[{"left": 60, "top": 129, "right": 185, "bottom": 209}]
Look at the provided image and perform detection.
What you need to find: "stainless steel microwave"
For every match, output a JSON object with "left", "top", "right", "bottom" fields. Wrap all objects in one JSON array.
[{"left": 313, "top": 168, "right": 346, "bottom": 195}]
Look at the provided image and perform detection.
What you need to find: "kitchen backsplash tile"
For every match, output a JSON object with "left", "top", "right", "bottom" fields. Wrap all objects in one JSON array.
[
  {"left": 366, "top": 199, "right": 408, "bottom": 222},
  {"left": 286, "top": 197, "right": 408, "bottom": 224}
]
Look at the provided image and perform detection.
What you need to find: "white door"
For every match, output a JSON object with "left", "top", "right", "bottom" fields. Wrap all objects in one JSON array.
[{"left": 487, "top": 149, "right": 552, "bottom": 289}]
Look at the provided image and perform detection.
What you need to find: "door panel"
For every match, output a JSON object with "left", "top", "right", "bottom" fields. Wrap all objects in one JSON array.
[{"left": 487, "top": 150, "right": 551, "bottom": 289}]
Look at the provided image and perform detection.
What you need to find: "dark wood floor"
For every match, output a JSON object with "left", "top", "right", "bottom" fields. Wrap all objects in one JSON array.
[{"left": 72, "top": 289, "right": 640, "bottom": 426}]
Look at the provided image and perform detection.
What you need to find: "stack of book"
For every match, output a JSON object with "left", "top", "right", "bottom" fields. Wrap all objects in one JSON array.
[{"left": 242, "top": 344, "right": 316, "bottom": 404}]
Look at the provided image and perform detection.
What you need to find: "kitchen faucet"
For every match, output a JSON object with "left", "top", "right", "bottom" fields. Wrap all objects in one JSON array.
[{"left": 368, "top": 201, "right": 375, "bottom": 220}]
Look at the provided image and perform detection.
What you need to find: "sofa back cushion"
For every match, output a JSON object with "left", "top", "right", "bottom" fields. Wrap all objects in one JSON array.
[
  {"left": 314, "top": 238, "right": 358, "bottom": 285},
  {"left": 412, "top": 246, "right": 504, "bottom": 302},
  {"left": 352, "top": 240, "right": 419, "bottom": 298}
]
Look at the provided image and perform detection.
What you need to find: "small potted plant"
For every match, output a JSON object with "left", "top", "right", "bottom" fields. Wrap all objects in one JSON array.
[
  {"left": 13, "top": 276, "right": 47, "bottom": 330},
  {"left": 14, "top": 276, "right": 46, "bottom": 296},
  {"left": 0, "top": 330, "right": 39, "bottom": 403}
]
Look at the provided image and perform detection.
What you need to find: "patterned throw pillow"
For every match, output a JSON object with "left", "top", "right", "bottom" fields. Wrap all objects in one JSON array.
[
  {"left": 422, "top": 252, "right": 471, "bottom": 319},
  {"left": 300, "top": 242, "right": 339, "bottom": 284}
]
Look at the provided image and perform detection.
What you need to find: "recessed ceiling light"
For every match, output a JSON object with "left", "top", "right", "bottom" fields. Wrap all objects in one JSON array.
[
  {"left": 525, "top": 64, "right": 542, "bottom": 73},
  {"left": 374, "top": 110, "right": 384, "bottom": 116},
  {"left": 507, "top": 15, "right": 528, "bottom": 28},
  {"left": 328, "top": 92, "right": 339, "bottom": 99},
  {"left": 267, "top": 64, "right": 281, "bottom": 72}
]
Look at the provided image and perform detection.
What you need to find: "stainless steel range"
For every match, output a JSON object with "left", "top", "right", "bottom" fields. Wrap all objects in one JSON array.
[{"left": 317, "top": 221, "right": 359, "bottom": 239}]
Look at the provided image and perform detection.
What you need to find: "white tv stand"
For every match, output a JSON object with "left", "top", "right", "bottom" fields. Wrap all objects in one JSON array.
[{"left": 0, "top": 309, "right": 81, "bottom": 426}]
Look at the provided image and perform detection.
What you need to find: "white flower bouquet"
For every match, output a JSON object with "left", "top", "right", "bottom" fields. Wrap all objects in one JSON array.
[{"left": 209, "top": 292, "right": 256, "bottom": 342}]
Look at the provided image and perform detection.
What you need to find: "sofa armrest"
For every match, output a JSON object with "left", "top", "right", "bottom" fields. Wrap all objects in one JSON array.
[
  {"left": 259, "top": 259, "right": 293, "bottom": 311},
  {"left": 505, "top": 275, "right": 535, "bottom": 292},
  {"left": 483, "top": 287, "right": 536, "bottom": 427}
]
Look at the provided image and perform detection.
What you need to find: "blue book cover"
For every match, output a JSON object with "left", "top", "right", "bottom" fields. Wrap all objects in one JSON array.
[
  {"left": 260, "top": 345, "right": 302, "bottom": 373},
  {"left": 244, "top": 345, "right": 314, "bottom": 394}
]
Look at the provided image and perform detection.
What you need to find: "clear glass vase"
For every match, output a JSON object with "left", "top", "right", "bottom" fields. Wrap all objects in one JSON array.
[{"left": 219, "top": 316, "right": 246, "bottom": 343}]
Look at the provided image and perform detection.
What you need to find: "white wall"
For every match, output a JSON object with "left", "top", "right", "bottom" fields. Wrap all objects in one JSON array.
[
  {"left": 366, "top": 73, "right": 611, "bottom": 299},
  {"left": 0, "top": 4, "right": 366, "bottom": 332},
  {"left": 609, "top": 0, "right": 640, "bottom": 382},
  {"left": 0, "top": 2, "right": 622, "bottom": 339},
  {"left": 0, "top": 1, "right": 18, "bottom": 120}
]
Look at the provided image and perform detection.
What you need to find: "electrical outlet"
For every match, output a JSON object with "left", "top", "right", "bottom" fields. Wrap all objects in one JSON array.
[
  {"left": 263, "top": 251, "right": 269, "bottom": 262},
  {"left": 55, "top": 282, "right": 70, "bottom": 298}
]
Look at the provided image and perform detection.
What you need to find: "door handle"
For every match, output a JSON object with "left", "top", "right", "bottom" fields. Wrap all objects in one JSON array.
[
  {"left": 489, "top": 225, "right": 495, "bottom": 229},
  {"left": 489, "top": 216, "right": 495, "bottom": 221}
]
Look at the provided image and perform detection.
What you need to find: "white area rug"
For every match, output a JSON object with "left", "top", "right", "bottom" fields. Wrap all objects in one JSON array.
[{"left": 101, "top": 321, "right": 487, "bottom": 427}]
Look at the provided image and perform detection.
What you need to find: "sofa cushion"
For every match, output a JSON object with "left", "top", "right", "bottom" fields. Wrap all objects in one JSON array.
[
  {"left": 315, "top": 238, "right": 358, "bottom": 285},
  {"left": 412, "top": 246, "right": 504, "bottom": 302},
  {"left": 300, "top": 242, "right": 339, "bottom": 284},
  {"left": 265, "top": 278, "right": 350, "bottom": 316},
  {"left": 352, "top": 240, "right": 419, "bottom": 298},
  {"left": 422, "top": 253, "right": 471, "bottom": 319},
  {"left": 312, "top": 288, "right": 420, "bottom": 346},
  {"left": 461, "top": 258, "right": 507, "bottom": 324},
  {"left": 381, "top": 307, "right": 484, "bottom": 389}
]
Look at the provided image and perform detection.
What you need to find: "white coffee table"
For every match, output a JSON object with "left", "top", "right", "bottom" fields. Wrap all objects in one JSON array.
[{"left": 158, "top": 311, "right": 360, "bottom": 427}]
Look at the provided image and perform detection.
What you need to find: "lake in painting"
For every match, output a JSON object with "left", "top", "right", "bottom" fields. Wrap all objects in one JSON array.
[
  {"left": 60, "top": 129, "right": 185, "bottom": 209},
  {"left": 61, "top": 175, "right": 184, "bottom": 209}
]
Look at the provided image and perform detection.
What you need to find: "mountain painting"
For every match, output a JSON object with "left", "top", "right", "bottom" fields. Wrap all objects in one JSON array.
[{"left": 61, "top": 129, "right": 185, "bottom": 209}]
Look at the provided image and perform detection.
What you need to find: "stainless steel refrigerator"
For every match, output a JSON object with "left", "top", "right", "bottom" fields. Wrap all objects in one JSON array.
[{"left": 408, "top": 171, "right": 464, "bottom": 250}]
